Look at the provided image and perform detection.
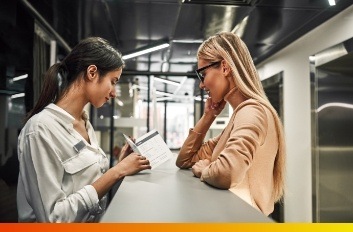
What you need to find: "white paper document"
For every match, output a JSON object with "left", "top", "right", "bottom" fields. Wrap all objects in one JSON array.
[{"left": 123, "top": 129, "right": 172, "bottom": 169}]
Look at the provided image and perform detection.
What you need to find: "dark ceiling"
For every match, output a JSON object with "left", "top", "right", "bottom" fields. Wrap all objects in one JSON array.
[
  {"left": 1, "top": 0, "right": 353, "bottom": 101},
  {"left": 24, "top": 0, "right": 353, "bottom": 64}
]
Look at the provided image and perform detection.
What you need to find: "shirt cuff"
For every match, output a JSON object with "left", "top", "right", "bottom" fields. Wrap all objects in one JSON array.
[{"left": 82, "top": 185, "right": 102, "bottom": 214}]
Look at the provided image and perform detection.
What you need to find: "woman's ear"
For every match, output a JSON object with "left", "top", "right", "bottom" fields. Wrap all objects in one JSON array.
[
  {"left": 221, "top": 60, "right": 231, "bottom": 77},
  {"left": 87, "top": 65, "right": 98, "bottom": 81}
]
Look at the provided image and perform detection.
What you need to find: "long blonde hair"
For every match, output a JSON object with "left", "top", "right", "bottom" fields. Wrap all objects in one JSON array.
[{"left": 197, "top": 32, "right": 286, "bottom": 202}]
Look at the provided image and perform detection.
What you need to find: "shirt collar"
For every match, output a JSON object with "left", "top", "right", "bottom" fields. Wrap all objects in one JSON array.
[
  {"left": 45, "top": 103, "right": 89, "bottom": 124},
  {"left": 45, "top": 103, "right": 75, "bottom": 123}
]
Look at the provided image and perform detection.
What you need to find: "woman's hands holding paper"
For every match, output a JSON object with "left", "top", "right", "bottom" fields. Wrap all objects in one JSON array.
[
  {"left": 118, "top": 137, "right": 135, "bottom": 162},
  {"left": 116, "top": 153, "right": 151, "bottom": 176}
]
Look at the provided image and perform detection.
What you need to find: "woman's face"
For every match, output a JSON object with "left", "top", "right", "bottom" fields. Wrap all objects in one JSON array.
[
  {"left": 197, "top": 59, "right": 232, "bottom": 104},
  {"left": 88, "top": 68, "right": 122, "bottom": 108}
]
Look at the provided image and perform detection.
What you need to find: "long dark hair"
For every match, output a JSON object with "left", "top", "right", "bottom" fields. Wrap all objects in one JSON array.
[{"left": 25, "top": 37, "right": 124, "bottom": 123}]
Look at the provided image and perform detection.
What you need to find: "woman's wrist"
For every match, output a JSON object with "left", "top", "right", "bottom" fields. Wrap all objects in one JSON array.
[
  {"left": 110, "top": 165, "right": 125, "bottom": 181},
  {"left": 203, "top": 111, "right": 218, "bottom": 118}
]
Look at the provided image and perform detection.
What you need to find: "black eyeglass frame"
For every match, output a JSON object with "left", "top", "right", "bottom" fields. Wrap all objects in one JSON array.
[{"left": 195, "top": 61, "right": 221, "bottom": 83}]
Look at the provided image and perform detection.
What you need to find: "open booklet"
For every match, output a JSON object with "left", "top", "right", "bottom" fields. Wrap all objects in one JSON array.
[{"left": 123, "top": 129, "right": 173, "bottom": 169}]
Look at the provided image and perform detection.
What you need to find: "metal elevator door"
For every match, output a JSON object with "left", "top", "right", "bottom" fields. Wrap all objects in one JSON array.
[{"left": 311, "top": 38, "right": 353, "bottom": 222}]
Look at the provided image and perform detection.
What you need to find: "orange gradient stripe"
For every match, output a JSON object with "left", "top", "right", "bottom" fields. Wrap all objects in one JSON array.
[{"left": 1, "top": 223, "right": 353, "bottom": 232}]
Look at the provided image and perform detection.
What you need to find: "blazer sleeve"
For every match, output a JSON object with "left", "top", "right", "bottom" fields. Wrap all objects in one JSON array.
[
  {"left": 176, "top": 128, "right": 223, "bottom": 168},
  {"left": 200, "top": 101, "right": 267, "bottom": 189}
]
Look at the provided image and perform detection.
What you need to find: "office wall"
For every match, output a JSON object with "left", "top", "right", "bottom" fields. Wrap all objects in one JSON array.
[{"left": 257, "top": 5, "right": 353, "bottom": 222}]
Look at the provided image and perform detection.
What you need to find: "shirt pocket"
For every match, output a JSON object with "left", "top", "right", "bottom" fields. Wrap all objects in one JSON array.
[
  {"left": 62, "top": 151, "right": 101, "bottom": 192},
  {"left": 62, "top": 153, "right": 98, "bottom": 174}
]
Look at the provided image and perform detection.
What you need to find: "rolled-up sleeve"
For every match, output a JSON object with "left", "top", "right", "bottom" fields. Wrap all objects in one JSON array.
[{"left": 50, "top": 185, "right": 101, "bottom": 222}]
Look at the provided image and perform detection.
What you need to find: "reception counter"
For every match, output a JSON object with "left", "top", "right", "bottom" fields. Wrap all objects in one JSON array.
[{"left": 100, "top": 154, "right": 273, "bottom": 222}]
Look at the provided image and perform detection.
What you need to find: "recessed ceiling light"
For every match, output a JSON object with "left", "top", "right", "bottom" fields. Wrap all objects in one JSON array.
[{"left": 328, "top": 0, "right": 336, "bottom": 6}]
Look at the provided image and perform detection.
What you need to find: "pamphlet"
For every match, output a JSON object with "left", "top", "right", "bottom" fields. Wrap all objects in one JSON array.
[{"left": 123, "top": 129, "right": 173, "bottom": 169}]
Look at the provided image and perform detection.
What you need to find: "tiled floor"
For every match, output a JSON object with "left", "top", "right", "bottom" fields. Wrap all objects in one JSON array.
[{"left": 0, "top": 179, "right": 18, "bottom": 222}]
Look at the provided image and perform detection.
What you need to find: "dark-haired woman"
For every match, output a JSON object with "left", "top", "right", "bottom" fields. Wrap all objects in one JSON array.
[{"left": 17, "top": 37, "right": 151, "bottom": 222}]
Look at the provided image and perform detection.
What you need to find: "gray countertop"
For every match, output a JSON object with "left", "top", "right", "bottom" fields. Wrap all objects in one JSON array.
[{"left": 100, "top": 154, "right": 273, "bottom": 222}]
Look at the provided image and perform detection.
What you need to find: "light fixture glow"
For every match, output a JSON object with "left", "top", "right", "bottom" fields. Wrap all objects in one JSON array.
[
  {"left": 155, "top": 90, "right": 174, "bottom": 97},
  {"left": 122, "top": 43, "right": 170, "bottom": 60},
  {"left": 328, "top": 0, "right": 336, "bottom": 6},
  {"left": 156, "top": 97, "right": 173, "bottom": 102},
  {"left": 154, "top": 76, "right": 181, "bottom": 86},
  {"left": 317, "top": 102, "right": 353, "bottom": 112},
  {"left": 130, "top": 84, "right": 148, "bottom": 91},
  {"left": 13, "top": 74, "right": 28, "bottom": 82},
  {"left": 116, "top": 98, "right": 124, "bottom": 106},
  {"left": 11, "top": 93, "right": 25, "bottom": 99},
  {"left": 194, "top": 95, "right": 209, "bottom": 102},
  {"left": 172, "top": 39, "right": 203, "bottom": 44}
]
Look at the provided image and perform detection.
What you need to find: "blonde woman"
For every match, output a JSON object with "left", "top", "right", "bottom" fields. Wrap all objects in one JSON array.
[{"left": 176, "top": 32, "right": 286, "bottom": 216}]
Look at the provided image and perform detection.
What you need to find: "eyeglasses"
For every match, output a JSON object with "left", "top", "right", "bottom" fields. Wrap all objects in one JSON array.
[{"left": 195, "top": 61, "right": 221, "bottom": 83}]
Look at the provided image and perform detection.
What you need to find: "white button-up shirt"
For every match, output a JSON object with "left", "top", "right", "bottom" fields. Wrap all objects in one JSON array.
[{"left": 17, "top": 104, "right": 109, "bottom": 222}]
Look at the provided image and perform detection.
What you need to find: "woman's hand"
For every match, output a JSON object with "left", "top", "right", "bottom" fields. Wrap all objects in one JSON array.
[
  {"left": 92, "top": 153, "right": 151, "bottom": 199},
  {"left": 115, "top": 153, "right": 151, "bottom": 176},
  {"left": 192, "top": 159, "right": 211, "bottom": 178},
  {"left": 204, "top": 97, "right": 227, "bottom": 117},
  {"left": 118, "top": 141, "right": 134, "bottom": 162}
]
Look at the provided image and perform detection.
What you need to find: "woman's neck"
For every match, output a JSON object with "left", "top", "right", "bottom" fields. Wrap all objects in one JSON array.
[
  {"left": 56, "top": 86, "right": 87, "bottom": 121},
  {"left": 224, "top": 87, "right": 249, "bottom": 111}
]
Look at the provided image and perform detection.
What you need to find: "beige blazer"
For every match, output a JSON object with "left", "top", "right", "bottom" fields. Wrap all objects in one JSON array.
[{"left": 177, "top": 99, "right": 278, "bottom": 215}]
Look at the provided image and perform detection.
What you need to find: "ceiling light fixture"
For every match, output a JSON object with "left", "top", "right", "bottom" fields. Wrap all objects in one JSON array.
[
  {"left": 155, "top": 90, "right": 174, "bottom": 97},
  {"left": 156, "top": 97, "right": 173, "bottom": 102},
  {"left": 13, "top": 74, "right": 28, "bottom": 82},
  {"left": 172, "top": 39, "right": 203, "bottom": 44},
  {"left": 154, "top": 76, "right": 181, "bottom": 86},
  {"left": 11, "top": 93, "right": 25, "bottom": 99},
  {"left": 328, "top": 0, "right": 336, "bottom": 6},
  {"left": 122, "top": 40, "right": 170, "bottom": 60}
]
